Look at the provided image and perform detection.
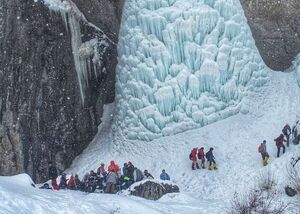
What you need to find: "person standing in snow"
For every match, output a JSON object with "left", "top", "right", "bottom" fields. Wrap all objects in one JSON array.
[
  {"left": 108, "top": 160, "right": 120, "bottom": 175},
  {"left": 133, "top": 167, "right": 144, "bottom": 182},
  {"left": 197, "top": 147, "right": 206, "bottom": 169},
  {"left": 282, "top": 124, "right": 291, "bottom": 147},
  {"left": 206, "top": 148, "right": 217, "bottom": 170},
  {"left": 274, "top": 134, "right": 286, "bottom": 157},
  {"left": 48, "top": 161, "right": 58, "bottom": 180},
  {"left": 258, "top": 140, "right": 269, "bottom": 166},
  {"left": 105, "top": 170, "right": 118, "bottom": 194},
  {"left": 160, "top": 169, "right": 170, "bottom": 181},
  {"left": 126, "top": 161, "right": 135, "bottom": 181},
  {"left": 190, "top": 147, "right": 200, "bottom": 170}
]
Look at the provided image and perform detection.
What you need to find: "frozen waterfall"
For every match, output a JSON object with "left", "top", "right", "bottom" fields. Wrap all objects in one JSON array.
[
  {"left": 42, "top": 0, "right": 112, "bottom": 104},
  {"left": 114, "top": 0, "right": 268, "bottom": 141}
]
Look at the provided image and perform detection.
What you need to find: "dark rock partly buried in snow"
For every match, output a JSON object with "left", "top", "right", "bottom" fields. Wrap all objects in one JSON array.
[
  {"left": 285, "top": 186, "right": 297, "bottom": 197},
  {"left": 130, "top": 180, "right": 180, "bottom": 200},
  {"left": 0, "top": 0, "right": 123, "bottom": 182}
]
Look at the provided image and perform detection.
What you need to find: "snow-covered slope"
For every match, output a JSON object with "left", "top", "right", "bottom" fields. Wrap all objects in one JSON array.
[
  {"left": 66, "top": 70, "right": 300, "bottom": 213},
  {"left": 1, "top": 70, "right": 299, "bottom": 214},
  {"left": 114, "top": 0, "right": 268, "bottom": 141}
]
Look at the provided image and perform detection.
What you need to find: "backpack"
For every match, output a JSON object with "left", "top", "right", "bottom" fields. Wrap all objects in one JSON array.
[
  {"left": 258, "top": 145, "right": 264, "bottom": 153},
  {"left": 189, "top": 152, "right": 192, "bottom": 160},
  {"left": 205, "top": 152, "right": 209, "bottom": 160}
]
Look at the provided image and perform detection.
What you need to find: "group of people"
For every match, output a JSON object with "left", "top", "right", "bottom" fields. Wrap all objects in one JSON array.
[
  {"left": 258, "top": 123, "right": 294, "bottom": 166},
  {"left": 44, "top": 161, "right": 170, "bottom": 194},
  {"left": 189, "top": 147, "right": 217, "bottom": 170}
]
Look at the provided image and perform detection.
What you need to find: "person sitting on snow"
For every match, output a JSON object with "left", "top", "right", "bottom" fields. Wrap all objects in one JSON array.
[
  {"left": 133, "top": 167, "right": 144, "bottom": 182},
  {"left": 59, "top": 173, "right": 68, "bottom": 189},
  {"left": 74, "top": 174, "right": 82, "bottom": 190},
  {"left": 97, "top": 162, "right": 108, "bottom": 178},
  {"left": 258, "top": 140, "right": 269, "bottom": 166},
  {"left": 67, "top": 174, "right": 76, "bottom": 190},
  {"left": 126, "top": 161, "right": 135, "bottom": 182},
  {"left": 51, "top": 178, "right": 60, "bottom": 190},
  {"left": 197, "top": 147, "right": 206, "bottom": 169},
  {"left": 206, "top": 148, "right": 217, "bottom": 170},
  {"left": 105, "top": 170, "right": 118, "bottom": 194},
  {"left": 160, "top": 169, "right": 170, "bottom": 181},
  {"left": 143, "top": 170, "right": 154, "bottom": 179}
]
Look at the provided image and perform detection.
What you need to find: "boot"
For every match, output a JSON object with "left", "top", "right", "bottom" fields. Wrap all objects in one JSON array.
[
  {"left": 201, "top": 163, "right": 206, "bottom": 169},
  {"left": 208, "top": 164, "right": 212, "bottom": 170},
  {"left": 213, "top": 163, "right": 218, "bottom": 170},
  {"left": 196, "top": 163, "right": 200, "bottom": 169},
  {"left": 192, "top": 163, "right": 195, "bottom": 170}
]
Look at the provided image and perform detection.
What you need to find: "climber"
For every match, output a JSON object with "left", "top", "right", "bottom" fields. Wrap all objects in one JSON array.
[
  {"left": 282, "top": 124, "right": 291, "bottom": 147},
  {"left": 258, "top": 140, "right": 269, "bottom": 166},
  {"left": 144, "top": 170, "right": 154, "bottom": 179},
  {"left": 197, "top": 147, "right": 206, "bottom": 169},
  {"left": 274, "top": 134, "right": 286, "bottom": 157},
  {"left": 105, "top": 170, "right": 118, "bottom": 194},
  {"left": 133, "top": 167, "right": 144, "bottom": 182},
  {"left": 206, "top": 147, "right": 217, "bottom": 170},
  {"left": 59, "top": 173, "right": 68, "bottom": 189},
  {"left": 190, "top": 147, "right": 200, "bottom": 170},
  {"left": 108, "top": 160, "right": 120, "bottom": 175},
  {"left": 48, "top": 161, "right": 58, "bottom": 180},
  {"left": 67, "top": 174, "right": 76, "bottom": 190},
  {"left": 160, "top": 169, "right": 170, "bottom": 181}
]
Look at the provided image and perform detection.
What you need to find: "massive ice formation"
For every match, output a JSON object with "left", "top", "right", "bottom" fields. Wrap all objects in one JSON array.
[
  {"left": 114, "top": 0, "right": 268, "bottom": 141},
  {"left": 42, "top": 0, "right": 113, "bottom": 104}
]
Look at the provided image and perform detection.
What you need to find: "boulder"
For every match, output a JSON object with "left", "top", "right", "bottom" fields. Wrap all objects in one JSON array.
[
  {"left": 129, "top": 180, "right": 180, "bottom": 200},
  {"left": 285, "top": 186, "right": 297, "bottom": 197}
]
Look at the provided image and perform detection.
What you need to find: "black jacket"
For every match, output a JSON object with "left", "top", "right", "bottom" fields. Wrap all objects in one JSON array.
[{"left": 49, "top": 166, "right": 58, "bottom": 179}]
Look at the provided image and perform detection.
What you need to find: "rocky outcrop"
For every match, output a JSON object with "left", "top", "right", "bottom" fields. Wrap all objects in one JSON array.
[
  {"left": 130, "top": 180, "right": 180, "bottom": 200},
  {"left": 0, "top": 0, "right": 123, "bottom": 182},
  {"left": 241, "top": 0, "right": 300, "bottom": 70}
]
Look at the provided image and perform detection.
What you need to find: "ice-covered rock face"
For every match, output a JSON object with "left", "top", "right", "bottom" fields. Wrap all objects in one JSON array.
[{"left": 114, "top": 0, "right": 268, "bottom": 141}]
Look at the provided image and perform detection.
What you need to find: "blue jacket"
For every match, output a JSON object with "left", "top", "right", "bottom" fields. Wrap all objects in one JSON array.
[{"left": 160, "top": 172, "right": 170, "bottom": 180}]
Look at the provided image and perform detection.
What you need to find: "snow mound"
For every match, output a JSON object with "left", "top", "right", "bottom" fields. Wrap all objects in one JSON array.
[{"left": 113, "top": 0, "right": 268, "bottom": 141}]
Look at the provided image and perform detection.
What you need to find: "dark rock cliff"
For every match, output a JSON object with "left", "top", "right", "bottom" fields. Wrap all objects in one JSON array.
[
  {"left": 241, "top": 0, "right": 300, "bottom": 70},
  {"left": 0, "top": 0, "right": 123, "bottom": 182}
]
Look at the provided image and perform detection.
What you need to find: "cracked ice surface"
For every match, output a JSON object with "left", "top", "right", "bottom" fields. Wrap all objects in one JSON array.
[{"left": 114, "top": 0, "right": 268, "bottom": 141}]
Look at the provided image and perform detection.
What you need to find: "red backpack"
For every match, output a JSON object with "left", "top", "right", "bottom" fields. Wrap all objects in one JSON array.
[{"left": 258, "top": 145, "right": 264, "bottom": 153}]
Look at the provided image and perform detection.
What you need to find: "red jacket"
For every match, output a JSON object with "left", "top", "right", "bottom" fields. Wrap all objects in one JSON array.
[
  {"left": 108, "top": 161, "right": 120, "bottom": 173},
  {"left": 274, "top": 135, "right": 286, "bottom": 147},
  {"left": 51, "top": 178, "right": 60, "bottom": 190},
  {"left": 198, "top": 148, "right": 205, "bottom": 160},
  {"left": 282, "top": 124, "right": 291, "bottom": 135},
  {"left": 191, "top": 148, "right": 197, "bottom": 161},
  {"left": 67, "top": 176, "right": 75, "bottom": 189}
]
